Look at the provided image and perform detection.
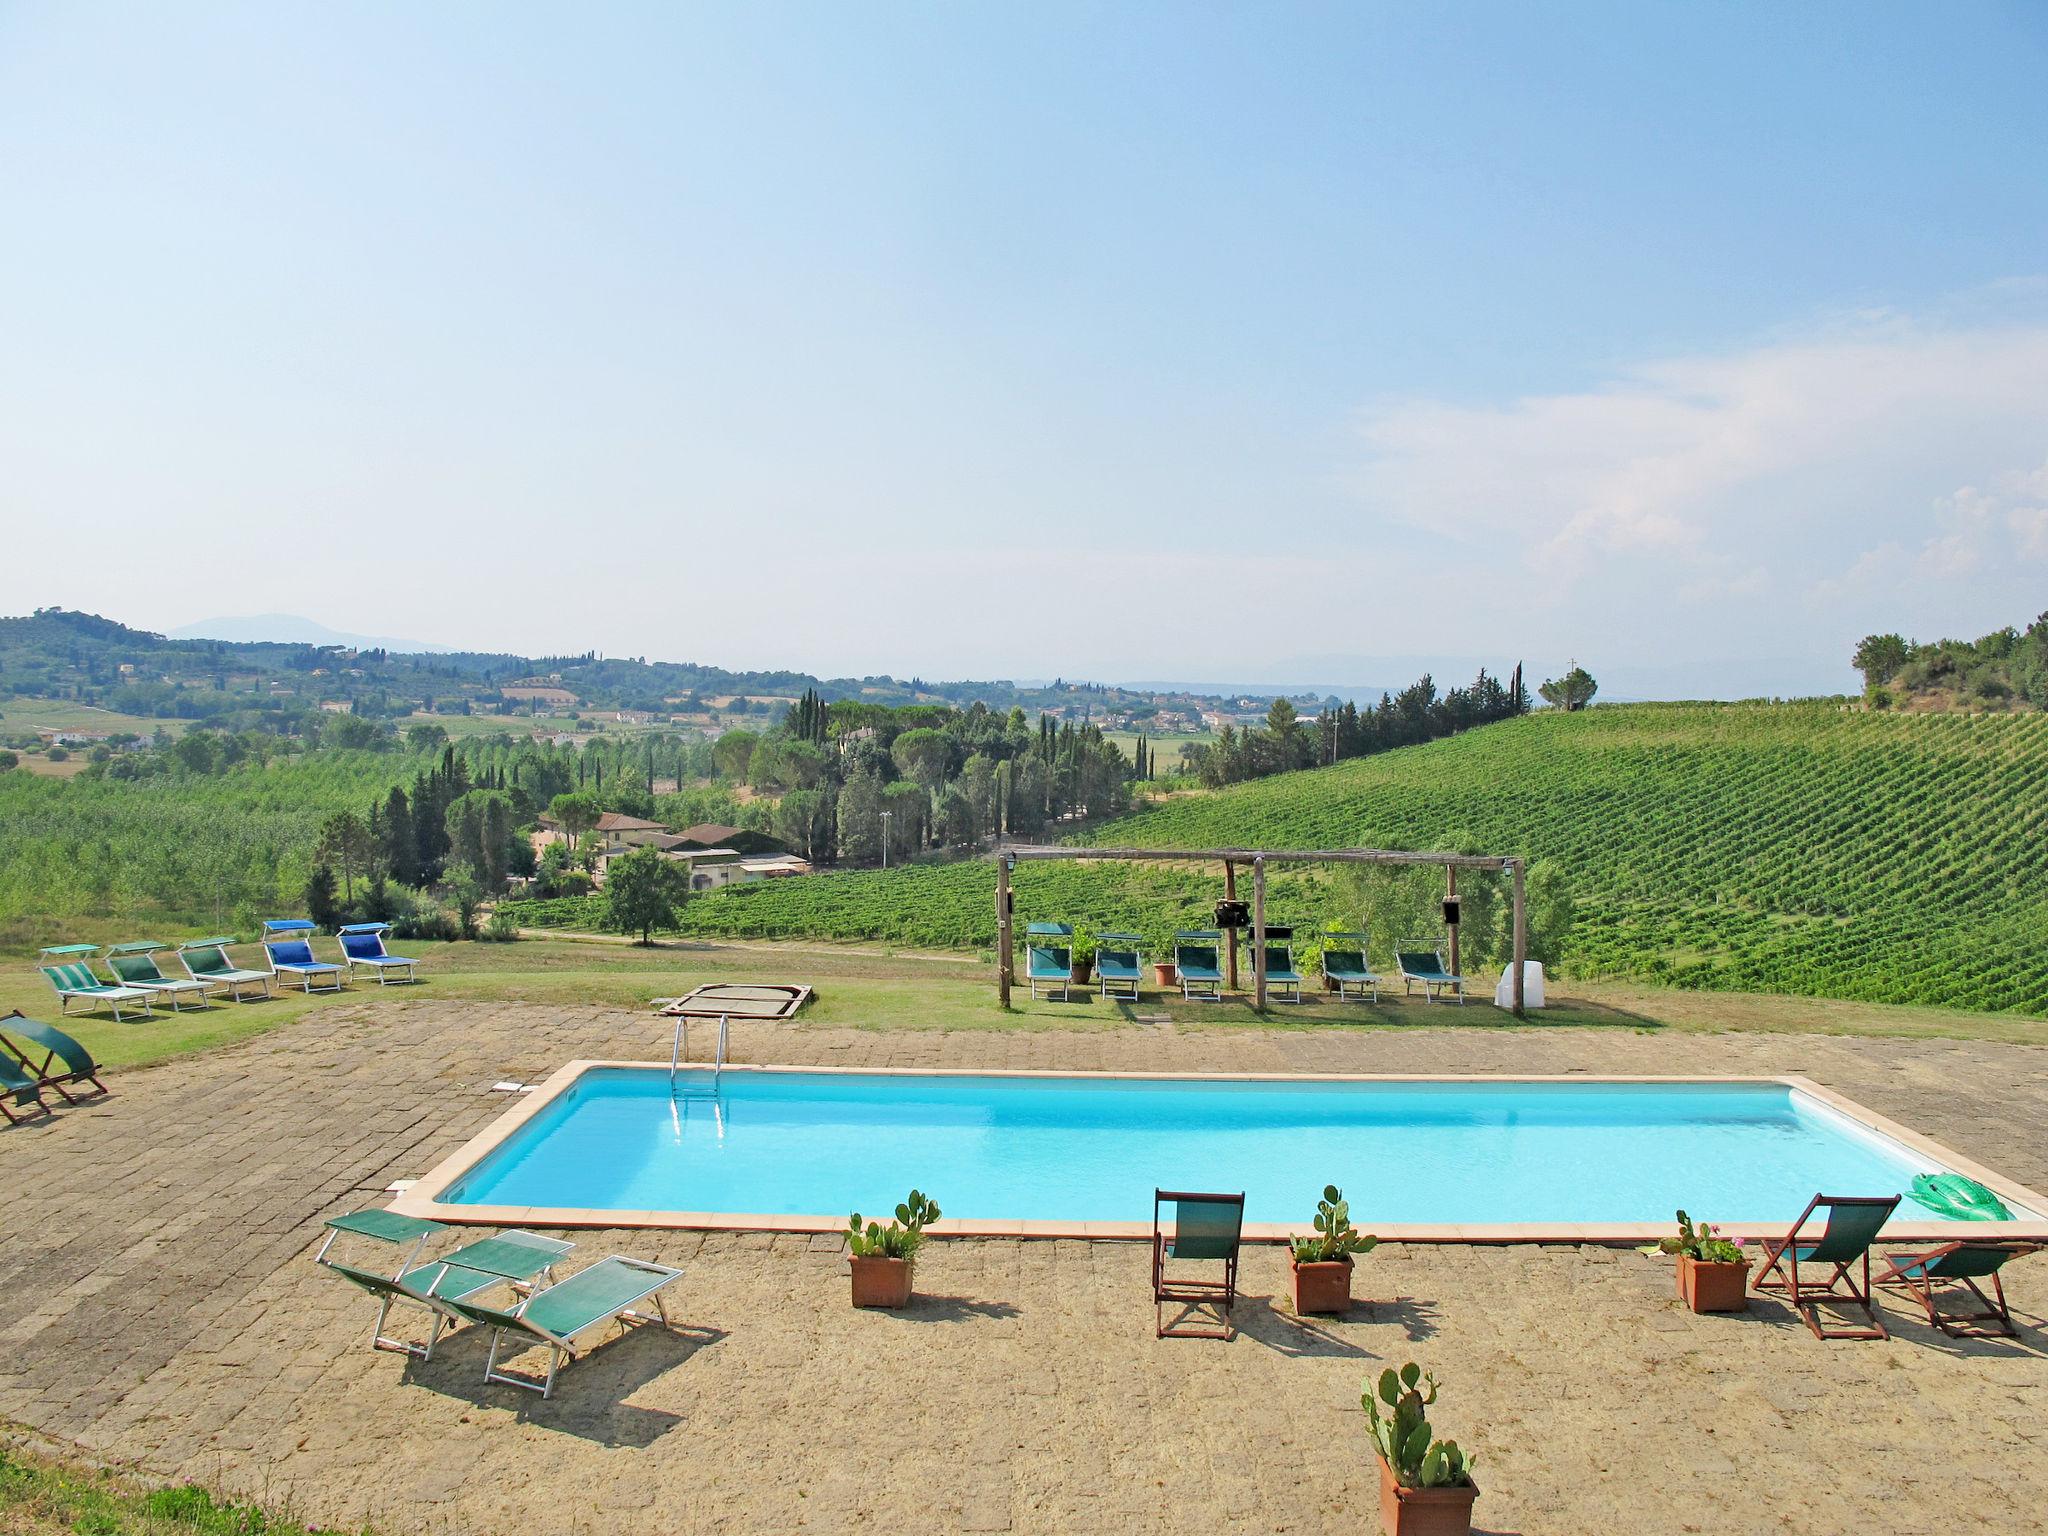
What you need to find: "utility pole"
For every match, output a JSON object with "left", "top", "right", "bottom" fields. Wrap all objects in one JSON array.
[{"left": 880, "top": 810, "right": 892, "bottom": 870}]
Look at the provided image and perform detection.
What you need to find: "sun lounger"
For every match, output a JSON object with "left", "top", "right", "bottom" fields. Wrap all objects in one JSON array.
[
  {"left": 337, "top": 923, "right": 419, "bottom": 985},
  {"left": 1320, "top": 932, "right": 1382, "bottom": 1002},
  {"left": 315, "top": 1209, "right": 575, "bottom": 1359},
  {"left": 261, "top": 920, "right": 344, "bottom": 994},
  {"left": 38, "top": 946, "right": 154, "bottom": 1020},
  {"left": 1754, "top": 1193, "right": 1903, "bottom": 1339},
  {"left": 439, "top": 1255, "right": 686, "bottom": 1397},
  {"left": 1096, "top": 933, "right": 1144, "bottom": 1000},
  {"left": 1876, "top": 1240, "right": 2040, "bottom": 1338},
  {"left": 1173, "top": 931, "right": 1225, "bottom": 1001},
  {"left": 1153, "top": 1189, "right": 1244, "bottom": 1339},
  {"left": 1024, "top": 922, "right": 1076, "bottom": 1001},
  {"left": 1396, "top": 944, "right": 1466, "bottom": 1004},
  {"left": 103, "top": 943, "right": 215, "bottom": 1011},
  {"left": 0, "top": 1011, "right": 109, "bottom": 1104},
  {"left": 1260, "top": 926, "right": 1303, "bottom": 1003},
  {"left": 0, "top": 1051, "right": 51, "bottom": 1125},
  {"left": 177, "top": 938, "right": 272, "bottom": 1001}
]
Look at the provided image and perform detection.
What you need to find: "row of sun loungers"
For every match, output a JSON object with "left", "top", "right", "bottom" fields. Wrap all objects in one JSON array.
[
  {"left": 36, "top": 923, "right": 420, "bottom": 1018},
  {"left": 1024, "top": 924, "right": 1468, "bottom": 1004}
]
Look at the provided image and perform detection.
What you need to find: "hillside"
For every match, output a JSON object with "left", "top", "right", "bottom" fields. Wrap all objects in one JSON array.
[{"left": 661, "top": 702, "right": 2048, "bottom": 1014}]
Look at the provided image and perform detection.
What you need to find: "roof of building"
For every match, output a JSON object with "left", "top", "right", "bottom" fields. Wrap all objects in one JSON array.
[{"left": 594, "top": 812, "right": 669, "bottom": 832}]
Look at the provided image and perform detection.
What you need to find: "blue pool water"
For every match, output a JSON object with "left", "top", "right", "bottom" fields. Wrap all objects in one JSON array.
[{"left": 440, "top": 1068, "right": 2014, "bottom": 1227}]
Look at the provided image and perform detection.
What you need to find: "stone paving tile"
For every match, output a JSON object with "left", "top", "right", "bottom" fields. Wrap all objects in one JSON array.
[{"left": 3, "top": 999, "right": 2047, "bottom": 1535}]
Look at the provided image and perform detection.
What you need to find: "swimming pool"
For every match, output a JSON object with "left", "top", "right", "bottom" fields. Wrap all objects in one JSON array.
[{"left": 396, "top": 1062, "right": 2048, "bottom": 1241}]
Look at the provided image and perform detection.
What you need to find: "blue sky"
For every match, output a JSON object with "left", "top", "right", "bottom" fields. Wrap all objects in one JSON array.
[{"left": 4, "top": 3, "right": 2046, "bottom": 693}]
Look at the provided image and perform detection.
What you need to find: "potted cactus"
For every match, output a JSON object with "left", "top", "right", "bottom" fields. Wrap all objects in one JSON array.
[
  {"left": 1365, "top": 1363, "right": 1478, "bottom": 1536},
  {"left": 846, "top": 1189, "right": 940, "bottom": 1308},
  {"left": 1289, "top": 1184, "right": 1378, "bottom": 1315},
  {"left": 1657, "top": 1209, "right": 1750, "bottom": 1313}
]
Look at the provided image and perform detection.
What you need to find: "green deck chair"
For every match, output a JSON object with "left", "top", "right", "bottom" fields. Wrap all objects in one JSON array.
[
  {"left": 177, "top": 938, "right": 273, "bottom": 1002},
  {"left": 1152, "top": 1190, "right": 1245, "bottom": 1339},
  {"left": 1753, "top": 1193, "right": 1903, "bottom": 1339},
  {"left": 0, "top": 1051, "right": 51, "bottom": 1126},
  {"left": 1023, "top": 922, "right": 1076, "bottom": 1001},
  {"left": 0, "top": 1011, "right": 108, "bottom": 1104},
  {"left": 38, "top": 946, "right": 154, "bottom": 1021},
  {"left": 1095, "top": 933, "right": 1144, "bottom": 1000},
  {"left": 104, "top": 943, "right": 215, "bottom": 1012},
  {"left": 1260, "top": 926, "right": 1303, "bottom": 1003},
  {"left": 1173, "top": 931, "right": 1225, "bottom": 1001},
  {"left": 1320, "top": 932, "right": 1382, "bottom": 1002},
  {"left": 1395, "top": 944, "right": 1466, "bottom": 1004},
  {"left": 1876, "top": 1240, "right": 2040, "bottom": 1338},
  {"left": 439, "top": 1255, "right": 686, "bottom": 1397}
]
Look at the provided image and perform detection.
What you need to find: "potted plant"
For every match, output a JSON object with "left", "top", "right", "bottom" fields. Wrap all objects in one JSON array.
[
  {"left": 1657, "top": 1209, "right": 1751, "bottom": 1313},
  {"left": 1289, "top": 1184, "right": 1377, "bottom": 1315},
  {"left": 1153, "top": 955, "right": 1178, "bottom": 986},
  {"left": 1069, "top": 932, "right": 1095, "bottom": 986},
  {"left": 846, "top": 1189, "right": 940, "bottom": 1308},
  {"left": 1364, "top": 1363, "right": 1478, "bottom": 1536}
]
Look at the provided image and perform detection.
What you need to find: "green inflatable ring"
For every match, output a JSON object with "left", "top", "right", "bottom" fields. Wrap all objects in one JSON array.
[{"left": 1910, "top": 1172, "right": 2013, "bottom": 1222}]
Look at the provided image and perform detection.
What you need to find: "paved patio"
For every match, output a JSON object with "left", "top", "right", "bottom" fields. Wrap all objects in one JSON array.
[{"left": 4, "top": 998, "right": 2047, "bottom": 1535}]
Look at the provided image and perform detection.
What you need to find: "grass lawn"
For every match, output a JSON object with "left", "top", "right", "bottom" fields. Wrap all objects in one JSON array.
[
  {"left": 0, "top": 1440, "right": 345, "bottom": 1536},
  {"left": 0, "top": 697, "right": 185, "bottom": 737},
  {"left": 5, "top": 933, "right": 2044, "bottom": 1073}
]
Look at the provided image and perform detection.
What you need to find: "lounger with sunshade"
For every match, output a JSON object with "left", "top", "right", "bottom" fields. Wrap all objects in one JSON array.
[
  {"left": 0, "top": 1011, "right": 108, "bottom": 1105},
  {"left": 38, "top": 946, "right": 154, "bottom": 1021},
  {"left": 103, "top": 942, "right": 216, "bottom": 1012},
  {"left": 438, "top": 1255, "right": 686, "bottom": 1397},
  {"left": 1023, "top": 922, "right": 1077, "bottom": 1001},
  {"left": 315, "top": 1209, "right": 575, "bottom": 1360},
  {"left": 261, "top": 919, "right": 344, "bottom": 994},
  {"left": 1753, "top": 1192, "right": 1903, "bottom": 1340},
  {"left": 0, "top": 1051, "right": 51, "bottom": 1125},
  {"left": 1152, "top": 1189, "right": 1244, "bottom": 1339},
  {"left": 1320, "top": 932, "right": 1382, "bottom": 1002},
  {"left": 1095, "top": 933, "right": 1144, "bottom": 1000},
  {"left": 177, "top": 938, "right": 272, "bottom": 1002},
  {"left": 337, "top": 923, "right": 420, "bottom": 985},
  {"left": 1876, "top": 1239, "right": 2040, "bottom": 1338},
  {"left": 1173, "top": 931, "right": 1225, "bottom": 1001},
  {"left": 1260, "top": 926, "right": 1304, "bottom": 1003},
  {"left": 1396, "top": 944, "right": 1466, "bottom": 1004}
]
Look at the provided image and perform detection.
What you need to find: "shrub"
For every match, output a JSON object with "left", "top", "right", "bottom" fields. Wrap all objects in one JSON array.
[{"left": 481, "top": 907, "right": 521, "bottom": 942}]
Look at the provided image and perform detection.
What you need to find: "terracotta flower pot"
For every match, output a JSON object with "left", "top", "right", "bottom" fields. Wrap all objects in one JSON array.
[
  {"left": 849, "top": 1255, "right": 913, "bottom": 1309},
  {"left": 1676, "top": 1253, "right": 1751, "bottom": 1314},
  {"left": 1072, "top": 958, "right": 1094, "bottom": 984},
  {"left": 1154, "top": 963, "right": 1178, "bottom": 985},
  {"left": 1376, "top": 1455, "right": 1478, "bottom": 1536},
  {"left": 1290, "top": 1256, "right": 1354, "bottom": 1315}
]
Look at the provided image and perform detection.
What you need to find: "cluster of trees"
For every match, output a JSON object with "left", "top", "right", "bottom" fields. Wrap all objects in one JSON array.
[
  {"left": 1855, "top": 615, "right": 2048, "bottom": 711},
  {"left": 1181, "top": 669, "right": 1532, "bottom": 790}
]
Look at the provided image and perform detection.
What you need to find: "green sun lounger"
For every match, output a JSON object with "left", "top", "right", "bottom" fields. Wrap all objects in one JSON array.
[
  {"left": 1876, "top": 1239, "right": 2040, "bottom": 1338},
  {"left": 38, "top": 946, "right": 154, "bottom": 1020},
  {"left": 0, "top": 1011, "right": 108, "bottom": 1104},
  {"left": 1096, "top": 933, "right": 1144, "bottom": 1000},
  {"left": 1754, "top": 1193, "right": 1903, "bottom": 1340},
  {"left": 1173, "top": 931, "right": 1224, "bottom": 1001},
  {"left": 1153, "top": 1189, "right": 1244, "bottom": 1339},
  {"left": 315, "top": 1209, "right": 576, "bottom": 1359},
  {"left": 1396, "top": 944, "right": 1466, "bottom": 1004},
  {"left": 177, "top": 938, "right": 273, "bottom": 1002},
  {"left": 439, "top": 1255, "right": 686, "bottom": 1397},
  {"left": 1320, "top": 932, "right": 1381, "bottom": 1002},
  {"left": 0, "top": 1050, "right": 51, "bottom": 1126},
  {"left": 1024, "top": 922, "right": 1076, "bottom": 1001},
  {"left": 104, "top": 943, "right": 215, "bottom": 1011},
  {"left": 1260, "top": 926, "right": 1303, "bottom": 1003}
]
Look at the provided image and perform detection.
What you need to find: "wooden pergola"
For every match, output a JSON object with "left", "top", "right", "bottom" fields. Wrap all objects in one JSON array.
[{"left": 992, "top": 844, "right": 1530, "bottom": 1015}]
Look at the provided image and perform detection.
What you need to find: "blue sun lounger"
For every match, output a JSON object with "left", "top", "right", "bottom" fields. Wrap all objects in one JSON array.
[
  {"left": 1319, "top": 932, "right": 1382, "bottom": 1002},
  {"left": 1024, "top": 922, "right": 1076, "bottom": 1001},
  {"left": 338, "top": 923, "right": 419, "bottom": 985},
  {"left": 1173, "top": 931, "right": 1225, "bottom": 1001},
  {"left": 1096, "top": 933, "right": 1144, "bottom": 1000},
  {"left": 38, "top": 946, "right": 154, "bottom": 1021},
  {"left": 262, "top": 920, "right": 344, "bottom": 993}
]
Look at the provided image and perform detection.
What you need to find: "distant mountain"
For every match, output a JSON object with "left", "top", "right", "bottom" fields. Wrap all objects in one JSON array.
[{"left": 166, "top": 614, "right": 453, "bottom": 654}]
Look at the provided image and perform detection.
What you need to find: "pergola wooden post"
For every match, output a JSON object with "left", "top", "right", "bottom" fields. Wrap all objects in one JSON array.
[
  {"left": 1251, "top": 855, "right": 1268, "bottom": 1009},
  {"left": 1223, "top": 859, "right": 1239, "bottom": 990},
  {"left": 996, "top": 854, "right": 1013, "bottom": 1008},
  {"left": 1510, "top": 857, "right": 1527, "bottom": 1015},
  {"left": 1445, "top": 865, "right": 1460, "bottom": 980}
]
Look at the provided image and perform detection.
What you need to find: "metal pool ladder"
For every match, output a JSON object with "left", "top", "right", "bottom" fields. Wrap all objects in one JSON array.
[{"left": 670, "top": 1011, "right": 731, "bottom": 1083}]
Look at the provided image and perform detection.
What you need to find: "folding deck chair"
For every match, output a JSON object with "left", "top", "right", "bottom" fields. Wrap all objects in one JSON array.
[
  {"left": 1152, "top": 1190, "right": 1245, "bottom": 1339},
  {"left": 0, "top": 1051, "right": 51, "bottom": 1125},
  {"left": 177, "top": 938, "right": 273, "bottom": 1001},
  {"left": 1023, "top": 922, "right": 1076, "bottom": 1001},
  {"left": 38, "top": 946, "right": 154, "bottom": 1020},
  {"left": 1396, "top": 944, "right": 1466, "bottom": 1004},
  {"left": 1260, "top": 926, "right": 1304, "bottom": 1003},
  {"left": 1876, "top": 1240, "right": 2040, "bottom": 1338},
  {"left": 104, "top": 942, "right": 215, "bottom": 1011},
  {"left": 1095, "top": 933, "right": 1145, "bottom": 1000},
  {"left": 1320, "top": 932, "right": 1382, "bottom": 1002},
  {"left": 337, "top": 923, "right": 420, "bottom": 985},
  {"left": 1753, "top": 1193, "right": 1903, "bottom": 1340},
  {"left": 439, "top": 1255, "right": 687, "bottom": 1397},
  {"left": 315, "top": 1209, "right": 574, "bottom": 1360},
  {"left": 261, "top": 920, "right": 344, "bottom": 993},
  {"left": 0, "top": 1011, "right": 109, "bottom": 1104},
  {"left": 1173, "top": 931, "right": 1225, "bottom": 1001}
]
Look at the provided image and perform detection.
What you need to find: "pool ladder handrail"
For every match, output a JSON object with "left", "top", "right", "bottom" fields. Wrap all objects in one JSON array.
[{"left": 669, "top": 1011, "right": 731, "bottom": 1084}]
